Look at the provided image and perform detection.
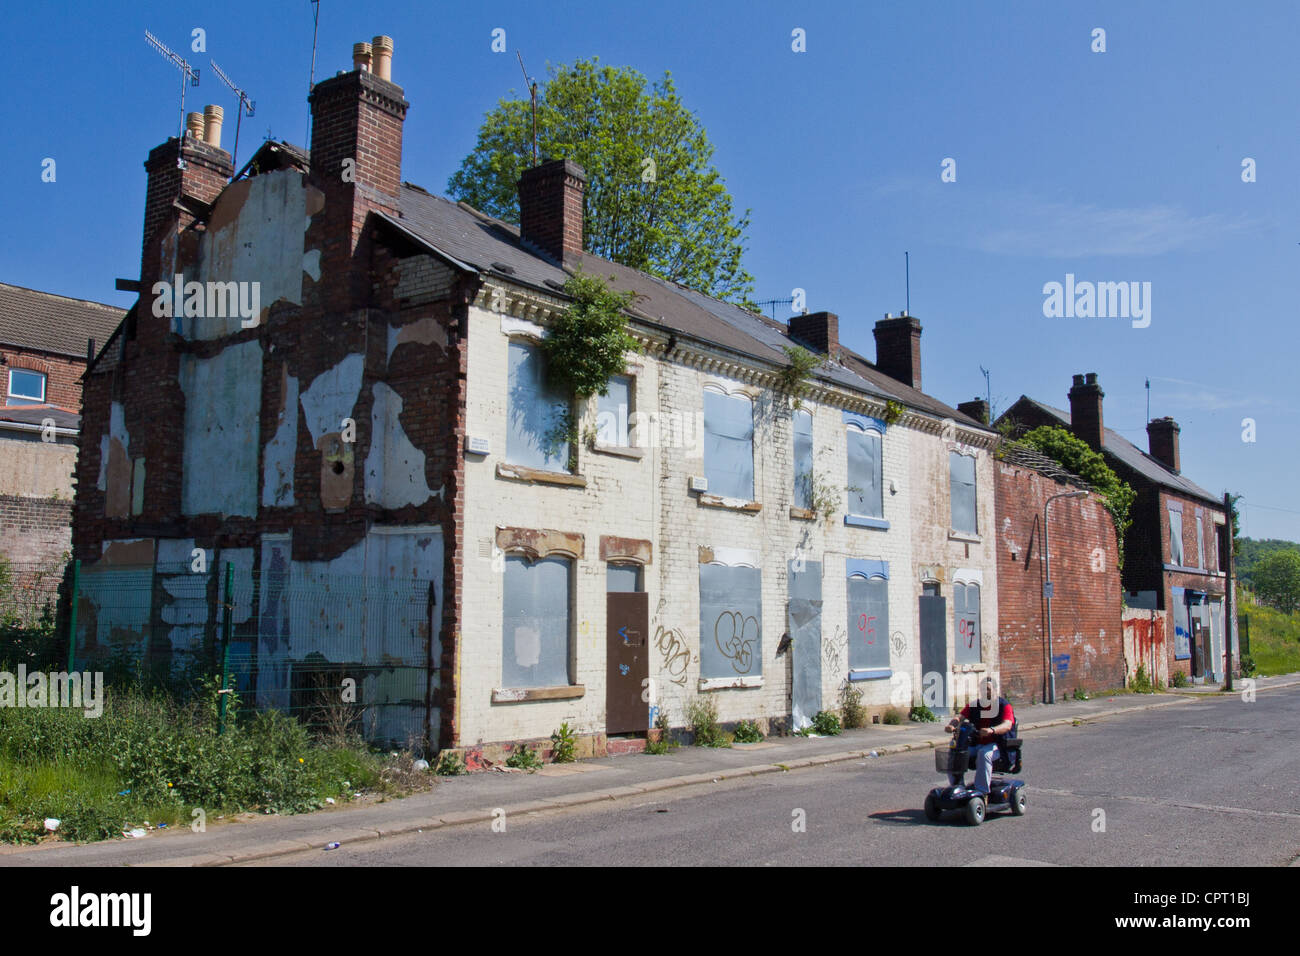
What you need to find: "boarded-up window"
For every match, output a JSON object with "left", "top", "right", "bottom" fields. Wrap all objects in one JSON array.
[
  {"left": 507, "top": 340, "right": 569, "bottom": 471},
  {"left": 793, "top": 408, "right": 813, "bottom": 511},
  {"left": 703, "top": 390, "right": 755, "bottom": 500},
  {"left": 606, "top": 562, "right": 642, "bottom": 593},
  {"left": 950, "top": 452, "right": 977, "bottom": 534},
  {"left": 953, "top": 582, "right": 981, "bottom": 664},
  {"left": 1196, "top": 518, "right": 1206, "bottom": 570},
  {"left": 502, "top": 555, "right": 571, "bottom": 687},
  {"left": 1169, "top": 510, "right": 1183, "bottom": 565},
  {"left": 847, "top": 426, "right": 883, "bottom": 518},
  {"left": 596, "top": 375, "right": 632, "bottom": 446},
  {"left": 847, "top": 574, "right": 890, "bottom": 673},
  {"left": 1171, "top": 586, "right": 1190, "bottom": 659},
  {"left": 699, "top": 563, "right": 761, "bottom": 678}
]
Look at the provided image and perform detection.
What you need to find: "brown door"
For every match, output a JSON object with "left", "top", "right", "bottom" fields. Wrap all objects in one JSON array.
[{"left": 606, "top": 591, "right": 649, "bottom": 734}]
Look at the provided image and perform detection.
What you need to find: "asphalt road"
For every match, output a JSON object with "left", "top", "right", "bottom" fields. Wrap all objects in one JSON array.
[{"left": 253, "top": 687, "right": 1300, "bottom": 867}]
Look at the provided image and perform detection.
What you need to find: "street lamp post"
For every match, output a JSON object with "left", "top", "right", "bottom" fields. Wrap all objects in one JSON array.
[{"left": 1044, "top": 489, "right": 1088, "bottom": 704}]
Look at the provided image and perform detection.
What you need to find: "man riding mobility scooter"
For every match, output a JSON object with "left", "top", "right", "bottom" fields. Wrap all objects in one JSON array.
[{"left": 925, "top": 681, "right": 1025, "bottom": 826}]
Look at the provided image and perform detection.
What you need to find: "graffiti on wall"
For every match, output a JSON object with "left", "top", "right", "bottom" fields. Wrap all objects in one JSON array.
[{"left": 713, "top": 611, "right": 758, "bottom": 674}]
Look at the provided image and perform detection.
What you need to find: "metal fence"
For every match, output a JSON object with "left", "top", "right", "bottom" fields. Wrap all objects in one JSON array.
[{"left": 0, "top": 558, "right": 437, "bottom": 747}]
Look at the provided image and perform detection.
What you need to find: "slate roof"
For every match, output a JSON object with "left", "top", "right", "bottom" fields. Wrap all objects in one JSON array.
[
  {"left": 0, "top": 403, "right": 79, "bottom": 430},
  {"left": 391, "top": 184, "right": 988, "bottom": 428},
  {"left": 1013, "top": 396, "right": 1220, "bottom": 505},
  {"left": 0, "top": 282, "right": 126, "bottom": 358}
]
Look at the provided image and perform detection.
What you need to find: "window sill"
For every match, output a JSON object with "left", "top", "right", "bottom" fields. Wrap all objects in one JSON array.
[
  {"left": 789, "top": 507, "right": 816, "bottom": 521},
  {"left": 698, "top": 675, "right": 763, "bottom": 691},
  {"left": 1163, "top": 563, "right": 1215, "bottom": 575},
  {"left": 845, "top": 514, "right": 889, "bottom": 530},
  {"left": 591, "top": 442, "right": 644, "bottom": 460},
  {"left": 698, "top": 495, "right": 762, "bottom": 513},
  {"left": 848, "top": 667, "right": 892, "bottom": 682},
  {"left": 492, "top": 685, "right": 586, "bottom": 704},
  {"left": 496, "top": 462, "right": 587, "bottom": 487},
  {"left": 948, "top": 530, "right": 981, "bottom": 544},
  {"left": 952, "top": 662, "right": 987, "bottom": 673}
]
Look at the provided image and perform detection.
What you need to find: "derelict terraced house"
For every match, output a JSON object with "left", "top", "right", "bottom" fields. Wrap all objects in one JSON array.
[
  {"left": 1001, "top": 374, "right": 1232, "bottom": 685},
  {"left": 72, "top": 35, "right": 1001, "bottom": 756}
]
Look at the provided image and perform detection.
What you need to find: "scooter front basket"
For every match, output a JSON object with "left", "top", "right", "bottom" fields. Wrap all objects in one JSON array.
[{"left": 935, "top": 746, "right": 969, "bottom": 774}]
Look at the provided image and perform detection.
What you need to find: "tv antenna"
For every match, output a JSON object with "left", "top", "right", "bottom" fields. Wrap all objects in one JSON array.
[
  {"left": 904, "top": 250, "right": 910, "bottom": 314},
  {"left": 210, "top": 60, "right": 255, "bottom": 172},
  {"left": 306, "top": 0, "right": 321, "bottom": 145},
  {"left": 755, "top": 296, "right": 795, "bottom": 319},
  {"left": 517, "top": 51, "right": 538, "bottom": 165},
  {"left": 979, "top": 365, "right": 992, "bottom": 413},
  {"left": 145, "top": 30, "right": 201, "bottom": 161}
]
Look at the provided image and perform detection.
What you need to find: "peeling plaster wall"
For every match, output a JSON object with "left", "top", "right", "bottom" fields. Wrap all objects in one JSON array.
[
  {"left": 187, "top": 171, "right": 324, "bottom": 339},
  {"left": 300, "top": 353, "right": 364, "bottom": 510},
  {"left": 97, "top": 402, "right": 133, "bottom": 518},
  {"left": 179, "top": 340, "right": 262, "bottom": 517},
  {"left": 262, "top": 365, "right": 299, "bottom": 508},
  {"left": 366, "top": 382, "right": 433, "bottom": 509}
]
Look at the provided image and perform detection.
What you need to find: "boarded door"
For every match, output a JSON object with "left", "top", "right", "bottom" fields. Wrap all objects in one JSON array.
[
  {"left": 606, "top": 591, "right": 649, "bottom": 734},
  {"left": 920, "top": 594, "right": 947, "bottom": 710},
  {"left": 788, "top": 560, "right": 823, "bottom": 730}
]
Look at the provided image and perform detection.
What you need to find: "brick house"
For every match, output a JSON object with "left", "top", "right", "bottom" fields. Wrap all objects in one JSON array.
[
  {"left": 72, "top": 34, "right": 1004, "bottom": 754},
  {"left": 0, "top": 282, "right": 123, "bottom": 588},
  {"left": 990, "top": 440, "right": 1124, "bottom": 703},
  {"left": 1000, "top": 374, "right": 1232, "bottom": 685}
]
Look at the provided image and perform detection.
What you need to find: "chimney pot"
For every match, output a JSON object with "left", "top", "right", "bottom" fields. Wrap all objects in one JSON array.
[
  {"left": 352, "top": 41, "right": 373, "bottom": 72},
  {"left": 873, "top": 315, "right": 923, "bottom": 391},
  {"left": 185, "top": 112, "right": 205, "bottom": 141},
  {"left": 203, "top": 104, "right": 224, "bottom": 148},
  {"left": 371, "top": 35, "right": 393, "bottom": 81},
  {"left": 1067, "top": 371, "right": 1105, "bottom": 451}
]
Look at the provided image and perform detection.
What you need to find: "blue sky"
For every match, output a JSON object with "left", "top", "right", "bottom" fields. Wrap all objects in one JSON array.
[{"left": 4, "top": 0, "right": 1296, "bottom": 539}]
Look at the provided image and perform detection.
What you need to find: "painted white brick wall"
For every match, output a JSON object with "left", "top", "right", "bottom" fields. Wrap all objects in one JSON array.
[{"left": 460, "top": 299, "right": 999, "bottom": 745}]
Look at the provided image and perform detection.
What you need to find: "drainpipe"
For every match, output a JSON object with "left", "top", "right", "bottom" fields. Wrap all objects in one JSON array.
[{"left": 1044, "top": 490, "right": 1088, "bottom": 704}]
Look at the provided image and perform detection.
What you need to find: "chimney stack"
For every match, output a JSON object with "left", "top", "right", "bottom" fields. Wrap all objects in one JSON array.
[
  {"left": 1147, "top": 417, "right": 1181, "bottom": 473},
  {"left": 203, "top": 105, "right": 223, "bottom": 148},
  {"left": 517, "top": 159, "right": 587, "bottom": 263},
  {"left": 1067, "top": 371, "right": 1105, "bottom": 451},
  {"left": 371, "top": 35, "right": 393, "bottom": 81},
  {"left": 307, "top": 37, "right": 409, "bottom": 307},
  {"left": 140, "top": 123, "right": 233, "bottom": 284},
  {"left": 957, "top": 397, "right": 990, "bottom": 425},
  {"left": 787, "top": 311, "right": 838, "bottom": 356},
  {"left": 873, "top": 313, "right": 923, "bottom": 390}
]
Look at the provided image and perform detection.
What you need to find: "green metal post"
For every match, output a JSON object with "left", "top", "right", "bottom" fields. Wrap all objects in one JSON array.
[
  {"left": 66, "top": 559, "right": 80, "bottom": 673},
  {"left": 219, "top": 562, "right": 233, "bottom": 735}
]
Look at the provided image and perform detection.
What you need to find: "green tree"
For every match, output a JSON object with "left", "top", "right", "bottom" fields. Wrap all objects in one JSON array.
[
  {"left": 1015, "top": 426, "right": 1137, "bottom": 568},
  {"left": 1252, "top": 549, "right": 1300, "bottom": 614},
  {"left": 448, "top": 58, "right": 755, "bottom": 304}
]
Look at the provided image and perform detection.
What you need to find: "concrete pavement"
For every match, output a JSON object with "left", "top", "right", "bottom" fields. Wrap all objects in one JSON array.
[{"left": 2, "top": 674, "right": 1295, "bottom": 867}]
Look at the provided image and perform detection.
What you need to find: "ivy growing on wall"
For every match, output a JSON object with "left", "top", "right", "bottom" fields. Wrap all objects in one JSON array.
[
  {"left": 777, "top": 344, "right": 821, "bottom": 409},
  {"left": 543, "top": 269, "right": 642, "bottom": 400}
]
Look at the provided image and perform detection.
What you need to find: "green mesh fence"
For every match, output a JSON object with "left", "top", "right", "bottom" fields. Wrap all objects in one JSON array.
[{"left": 7, "top": 560, "right": 437, "bottom": 747}]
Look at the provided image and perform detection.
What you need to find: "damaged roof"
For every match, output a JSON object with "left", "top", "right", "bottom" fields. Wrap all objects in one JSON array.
[
  {"left": 391, "top": 184, "right": 988, "bottom": 429},
  {"left": 1012, "top": 396, "right": 1220, "bottom": 505},
  {"left": 0, "top": 282, "right": 126, "bottom": 358}
]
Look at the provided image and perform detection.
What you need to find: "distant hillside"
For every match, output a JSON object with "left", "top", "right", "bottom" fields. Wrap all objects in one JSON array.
[{"left": 1237, "top": 537, "right": 1300, "bottom": 588}]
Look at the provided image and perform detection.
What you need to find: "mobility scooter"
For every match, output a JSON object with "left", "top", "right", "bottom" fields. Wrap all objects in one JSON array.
[{"left": 924, "top": 718, "right": 1025, "bottom": 826}]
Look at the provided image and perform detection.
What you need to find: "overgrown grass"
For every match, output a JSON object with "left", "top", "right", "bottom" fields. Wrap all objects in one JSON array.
[
  {"left": 1242, "top": 597, "right": 1300, "bottom": 677},
  {"left": 0, "top": 682, "right": 418, "bottom": 844}
]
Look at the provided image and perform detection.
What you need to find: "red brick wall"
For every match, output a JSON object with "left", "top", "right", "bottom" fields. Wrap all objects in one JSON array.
[
  {"left": 995, "top": 461, "right": 1124, "bottom": 702},
  {"left": 1, "top": 347, "right": 87, "bottom": 410}
]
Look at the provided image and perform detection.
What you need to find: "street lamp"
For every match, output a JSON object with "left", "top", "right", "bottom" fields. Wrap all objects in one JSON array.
[{"left": 1044, "top": 489, "right": 1088, "bottom": 704}]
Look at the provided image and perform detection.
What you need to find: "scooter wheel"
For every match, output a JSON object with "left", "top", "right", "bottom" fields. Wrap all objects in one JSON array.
[
  {"left": 1011, "top": 786, "right": 1027, "bottom": 816},
  {"left": 965, "top": 796, "right": 986, "bottom": 826},
  {"left": 924, "top": 793, "right": 941, "bottom": 822}
]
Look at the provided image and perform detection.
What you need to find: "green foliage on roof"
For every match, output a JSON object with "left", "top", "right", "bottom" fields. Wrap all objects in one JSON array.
[
  {"left": 1019, "top": 425, "right": 1137, "bottom": 570},
  {"left": 542, "top": 269, "right": 642, "bottom": 401}
]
